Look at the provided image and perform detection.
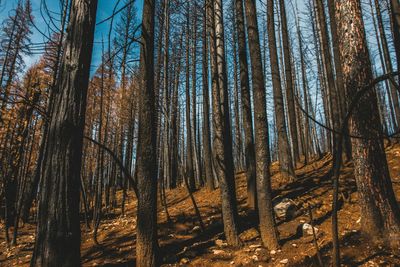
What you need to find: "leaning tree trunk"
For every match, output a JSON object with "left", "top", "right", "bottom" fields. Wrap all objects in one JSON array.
[
  {"left": 30, "top": 0, "right": 98, "bottom": 266},
  {"left": 336, "top": 0, "right": 400, "bottom": 251},
  {"left": 244, "top": 0, "right": 280, "bottom": 250}
]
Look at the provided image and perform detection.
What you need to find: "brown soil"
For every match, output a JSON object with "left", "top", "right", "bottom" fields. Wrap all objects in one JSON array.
[{"left": 1, "top": 145, "right": 400, "bottom": 266}]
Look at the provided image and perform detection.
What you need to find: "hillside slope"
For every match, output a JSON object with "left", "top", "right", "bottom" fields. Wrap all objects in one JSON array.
[{"left": 1, "top": 145, "right": 400, "bottom": 266}]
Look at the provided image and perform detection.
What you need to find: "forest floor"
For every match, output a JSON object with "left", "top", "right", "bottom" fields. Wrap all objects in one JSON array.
[{"left": 1, "top": 145, "right": 400, "bottom": 266}]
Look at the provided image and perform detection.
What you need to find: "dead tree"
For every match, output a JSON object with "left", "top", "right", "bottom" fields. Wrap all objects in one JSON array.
[
  {"left": 30, "top": 0, "right": 98, "bottom": 265},
  {"left": 336, "top": 0, "right": 400, "bottom": 255},
  {"left": 135, "top": 0, "right": 158, "bottom": 265},
  {"left": 245, "top": 0, "right": 280, "bottom": 250}
]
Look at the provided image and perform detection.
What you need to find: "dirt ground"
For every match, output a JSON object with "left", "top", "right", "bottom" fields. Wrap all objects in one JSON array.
[{"left": 1, "top": 145, "right": 400, "bottom": 266}]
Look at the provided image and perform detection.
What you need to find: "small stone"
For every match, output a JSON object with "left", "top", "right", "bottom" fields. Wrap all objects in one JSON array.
[
  {"left": 242, "top": 257, "right": 252, "bottom": 265},
  {"left": 252, "top": 255, "right": 259, "bottom": 261},
  {"left": 274, "top": 198, "right": 297, "bottom": 219},
  {"left": 215, "top": 239, "right": 228, "bottom": 247},
  {"left": 302, "top": 223, "right": 318, "bottom": 236},
  {"left": 292, "top": 243, "right": 297, "bottom": 247},
  {"left": 255, "top": 248, "right": 263, "bottom": 252},
  {"left": 249, "top": 244, "right": 262, "bottom": 249},
  {"left": 240, "top": 228, "right": 260, "bottom": 242},
  {"left": 213, "top": 249, "right": 226, "bottom": 255},
  {"left": 180, "top": 258, "right": 190, "bottom": 264},
  {"left": 191, "top": 226, "right": 201, "bottom": 233},
  {"left": 270, "top": 250, "right": 276, "bottom": 255},
  {"left": 230, "top": 261, "right": 235, "bottom": 265},
  {"left": 279, "top": 259, "right": 289, "bottom": 264}
]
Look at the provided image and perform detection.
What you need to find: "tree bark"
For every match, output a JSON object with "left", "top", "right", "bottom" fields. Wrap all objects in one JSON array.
[
  {"left": 235, "top": 0, "right": 256, "bottom": 209},
  {"left": 202, "top": 0, "right": 214, "bottom": 191},
  {"left": 245, "top": 0, "right": 280, "bottom": 250},
  {"left": 135, "top": 0, "right": 158, "bottom": 265},
  {"left": 336, "top": 0, "right": 400, "bottom": 251},
  {"left": 267, "top": 0, "right": 295, "bottom": 182},
  {"left": 375, "top": 0, "right": 400, "bottom": 130},
  {"left": 185, "top": 4, "right": 196, "bottom": 191},
  {"left": 211, "top": 0, "right": 241, "bottom": 246},
  {"left": 30, "top": 0, "right": 98, "bottom": 265},
  {"left": 279, "top": 0, "right": 300, "bottom": 164}
]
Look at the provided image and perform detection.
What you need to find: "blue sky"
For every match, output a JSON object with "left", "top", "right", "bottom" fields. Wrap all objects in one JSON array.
[{"left": 0, "top": 0, "right": 143, "bottom": 72}]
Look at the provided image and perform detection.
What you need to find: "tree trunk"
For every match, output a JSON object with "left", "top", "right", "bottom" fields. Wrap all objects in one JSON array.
[
  {"left": 267, "top": 0, "right": 295, "bottom": 182},
  {"left": 202, "top": 0, "right": 214, "bottom": 191},
  {"left": 135, "top": 0, "right": 158, "bottom": 265},
  {"left": 235, "top": 0, "right": 256, "bottom": 210},
  {"left": 30, "top": 0, "right": 98, "bottom": 265},
  {"left": 279, "top": 0, "right": 300, "bottom": 164},
  {"left": 336, "top": 0, "right": 400, "bottom": 250},
  {"left": 185, "top": 4, "right": 196, "bottom": 191},
  {"left": 244, "top": 0, "right": 280, "bottom": 250},
  {"left": 375, "top": 0, "right": 400, "bottom": 130},
  {"left": 210, "top": 0, "right": 241, "bottom": 246}
]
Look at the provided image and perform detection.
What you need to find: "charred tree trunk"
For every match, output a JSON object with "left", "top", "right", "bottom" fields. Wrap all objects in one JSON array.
[
  {"left": 136, "top": 0, "right": 158, "bottom": 265},
  {"left": 30, "top": 0, "right": 98, "bottom": 265},
  {"left": 279, "top": 0, "right": 300, "bottom": 164},
  {"left": 375, "top": 0, "right": 400, "bottom": 130},
  {"left": 235, "top": 0, "right": 256, "bottom": 209},
  {"left": 185, "top": 5, "right": 196, "bottom": 191},
  {"left": 245, "top": 0, "right": 280, "bottom": 250},
  {"left": 202, "top": 0, "right": 214, "bottom": 191},
  {"left": 267, "top": 0, "right": 295, "bottom": 182},
  {"left": 336, "top": 0, "right": 400, "bottom": 251},
  {"left": 211, "top": 0, "right": 241, "bottom": 246}
]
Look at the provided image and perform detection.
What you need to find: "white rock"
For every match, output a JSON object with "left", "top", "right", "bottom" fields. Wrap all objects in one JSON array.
[
  {"left": 249, "top": 244, "right": 262, "bottom": 249},
  {"left": 252, "top": 255, "right": 259, "bottom": 261},
  {"left": 270, "top": 250, "right": 276, "bottom": 255},
  {"left": 302, "top": 223, "right": 318, "bottom": 235},
  {"left": 213, "top": 249, "right": 225, "bottom": 255},
  {"left": 215, "top": 239, "right": 228, "bottom": 247},
  {"left": 191, "top": 226, "right": 201, "bottom": 233},
  {"left": 279, "top": 259, "right": 289, "bottom": 264},
  {"left": 274, "top": 198, "right": 297, "bottom": 219},
  {"left": 230, "top": 261, "right": 235, "bottom": 265}
]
